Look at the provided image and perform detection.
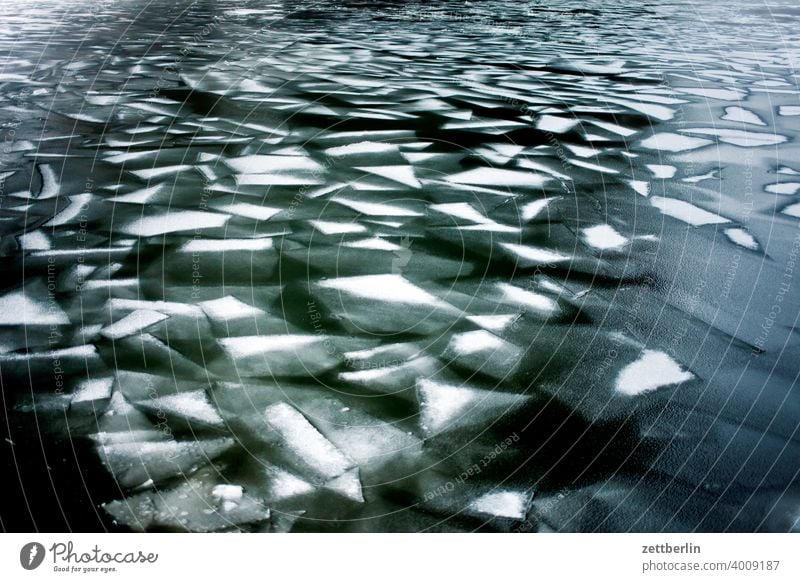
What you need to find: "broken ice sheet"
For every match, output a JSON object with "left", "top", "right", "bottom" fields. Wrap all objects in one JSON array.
[
  {"left": 650, "top": 197, "right": 730, "bottom": 226},
  {"left": 468, "top": 490, "right": 529, "bottom": 520},
  {"left": 615, "top": 350, "right": 694, "bottom": 396}
]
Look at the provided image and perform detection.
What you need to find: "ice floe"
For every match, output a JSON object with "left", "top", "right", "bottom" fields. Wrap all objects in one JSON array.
[{"left": 615, "top": 350, "right": 694, "bottom": 396}]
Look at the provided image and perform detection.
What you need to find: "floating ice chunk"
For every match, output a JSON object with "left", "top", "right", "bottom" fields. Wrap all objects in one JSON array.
[
  {"left": 132, "top": 165, "right": 193, "bottom": 180},
  {"left": 677, "top": 87, "right": 746, "bottom": 100},
  {"left": 44, "top": 193, "right": 93, "bottom": 227},
  {"left": 263, "top": 402, "right": 353, "bottom": 482},
  {"left": 640, "top": 133, "right": 713, "bottom": 152},
  {"left": 564, "top": 144, "right": 598, "bottom": 159},
  {"left": 37, "top": 164, "right": 59, "bottom": 199},
  {"left": 218, "top": 335, "right": 343, "bottom": 376},
  {"left": 446, "top": 167, "right": 550, "bottom": 188},
  {"left": 200, "top": 296, "right": 262, "bottom": 321},
  {"left": 417, "top": 379, "right": 524, "bottom": 435},
  {"left": 100, "top": 309, "right": 169, "bottom": 340},
  {"left": 680, "top": 128, "right": 787, "bottom": 147},
  {"left": 355, "top": 166, "right": 421, "bottom": 189},
  {"left": 214, "top": 203, "right": 281, "bottom": 221},
  {"left": 71, "top": 377, "right": 114, "bottom": 412},
  {"left": 143, "top": 391, "right": 224, "bottom": 428},
  {"left": 120, "top": 210, "right": 229, "bottom": 236},
  {"left": 778, "top": 106, "right": 800, "bottom": 116},
  {"left": 0, "top": 285, "right": 69, "bottom": 325},
  {"left": 431, "top": 202, "right": 492, "bottom": 224},
  {"left": 108, "top": 184, "right": 165, "bottom": 204},
  {"left": 765, "top": 182, "right": 800, "bottom": 195},
  {"left": 458, "top": 223, "right": 519, "bottom": 234},
  {"left": 724, "top": 228, "right": 759, "bottom": 250},
  {"left": 682, "top": 171, "right": 718, "bottom": 184},
  {"left": 569, "top": 159, "right": 618, "bottom": 174},
  {"left": 326, "top": 141, "right": 398, "bottom": 156},
  {"left": 588, "top": 119, "right": 637, "bottom": 137},
  {"left": 782, "top": 202, "right": 800, "bottom": 218},
  {"left": 615, "top": 350, "right": 693, "bottom": 396},
  {"left": 646, "top": 164, "right": 677, "bottom": 179},
  {"left": 340, "top": 356, "right": 439, "bottom": 395},
  {"left": 98, "top": 437, "right": 234, "bottom": 488},
  {"left": 310, "top": 220, "right": 368, "bottom": 235},
  {"left": 18, "top": 230, "right": 50, "bottom": 250},
  {"left": 445, "top": 330, "right": 522, "bottom": 379},
  {"left": 721, "top": 106, "right": 766, "bottom": 126},
  {"left": 342, "top": 237, "right": 402, "bottom": 251},
  {"left": 521, "top": 197, "right": 557, "bottom": 221},
  {"left": 211, "top": 484, "right": 243, "bottom": 512},
  {"left": 332, "top": 197, "right": 423, "bottom": 217},
  {"left": 536, "top": 115, "right": 578, "bottom": 133},
  {"left": 651, "top": 197, "right": 730, "bottom": 226},
  {"left": 466, "top": 314, "right": 518, "bottom": 332},
  {"left": 324, "top": 469, "right": 364, "bottom": 503},
  {"left": 180, "top": 238, "right": 273, "bottom": 252},
  {"left": 777, "top": 166, "right": 800, "bottom": 176},
  {"left": 468, "top": 491, "right": 528, "bottom": 520},
  {"left": 628, "top": 180, "right": 650, "bottom": 197},
  {"left": 501, "top": 243, "right": 569, "bottom": 265},
  {"left": 582, "top": 224, "right": 628, "bottom": 250},
  {"left": 224, "top": 155, "right": 323, "bottom": 174},
  {"left": 264, "top": 464, "right": 316, "bottom": 502},
  {"left": 318, "top": 274, "right": 452, "bottom": 309},
  {"left": 496, "top": 283, "right": 559, "bottom": 315}
]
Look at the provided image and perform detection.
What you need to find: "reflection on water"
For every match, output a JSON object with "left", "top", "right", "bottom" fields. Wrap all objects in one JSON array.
[{"left": 1, "top": 0, "right": 800, "bottom": 532}]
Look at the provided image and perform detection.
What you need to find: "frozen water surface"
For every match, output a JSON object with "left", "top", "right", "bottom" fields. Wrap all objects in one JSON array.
[{"left": 3, "top": 0, "right": 800, "bottom": 533}]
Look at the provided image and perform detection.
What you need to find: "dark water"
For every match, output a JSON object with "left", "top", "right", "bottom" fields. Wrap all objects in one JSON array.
[{"left": 1, "top": 0, "right": 800, "bottom": 532}]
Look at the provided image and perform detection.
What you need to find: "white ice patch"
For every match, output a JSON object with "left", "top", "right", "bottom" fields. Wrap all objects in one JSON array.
[
  {"left": 355, "top": 166, "right": 421, "bottom": 189},
  {"left": 536, "top": 115, "right": 579, "bottom": 133},
  {"left": 448, "top": 329, "right": 506, "bottom": 356},
  {"left": 680, "top": 128, "right": 786, "bottom": 147},
  {"left": 628, "top": 180, "right": 650, "bottom": 197},
  {"left": 310, "top": 220, "right": 367, "bottom": 235},
  {"left": 37, "top": 164, "right": 59, "bottom": 199},
  {"left": 615, "top": 350, "right": 694, "bottom": 396},
  {"left": 263, "top": 402, "right": 353, "bottom": 481},
  {"left": 215, "top": 203, "right": 281, "bottom": 221},
  {"left": 466, "top": 314, "right": 517, "bottom": 332},
  {"left": 682, "top": 171, "right": 718, "bottom": 184},
  {"left": 721, "top": 106, "right": 766, "bottom": 126},
  {"left": 431, "top": 202, "right": 492, "bottom": 224},
  {"left": 18, "top": 230, "right": 50, "bottom": 250},
  {"left": 180, "top": 238, "right": 273, "bottom": 252},
  {"left": 71, "top": 377, "right": 114, "bottom": 405},
  {"left": 120, "top": 210, "right": 229, "bottom": 236},
  {"left": 520, "top": 197, "right": 557, "bottom": 221},
  {"left": 778, "top": 106, "right": 800, "bottom": 116},
  {"left": 342, "top": 237, "right": 402, "bottom": 251},
  {"left": 154, "top": 391, "right": 224, "bottom": 427},
  {"left": 640, "top": 133, "right": 713, "bottom": 152},
  {"left": 445, "top": 167, "right": 550, "bottom": 188},
  {"left": 417, "top": 379, "right": 484, "bottom": 434},
  {"left": 332, "top": 197, "right": 423, "bottom": 217},
  {"left": 224, "top": 155, "right": 322, "bottom": 174},
  {"left": 468, "top": 491, "right": 528, "bottom": 520},
  {"left": 45, "top": 193, "right": 93, "bottom": 227},
  {"left": 782, "top": 202, "right": 800, "bottom": 218},
  {"left": 324, "top": 469, "right": 364, "bottom": 503},
  {"left": 0, "top": 287, "right": 69, "bottom": 325},
  {"left": 318, "top": 274, "right": 455, "bottom": 310},
  {"left": 200, "top": 296, "right": 262, "bottom": 321},
  {"left": 500, "top": 243, "right": 570, "bottom": 264},
  {"left": 650, "top": 197, "right": 730, "bottom": 226},
  {"left": 220, "top": 335, "right": 321, "bottom": 358},
  {"left": 724, "top": 228, "right": 759, "bottom": 250},
  {"left": 100, "top": 309, "right": 168, "bottom": 339},
  {"left": 646, "top": 164, "right": 677, "bottom": 179},
  {"left": 582, "top": 224, "right": 628, "bottom": 250},
  {"left": 765, "top": 182, "right": 800, "bottom": 195},
  {"left": 325, "top": 141, "right": 398, "bottom": 156},
  {"left": 108, "top": 184, "right": 165, "bottom": 204},
  {"left": 496, "top": 283, "right": 559, "bottom": 315},
  {"left": 132, "top": 165, "right": 193, "bottom": 180}
]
